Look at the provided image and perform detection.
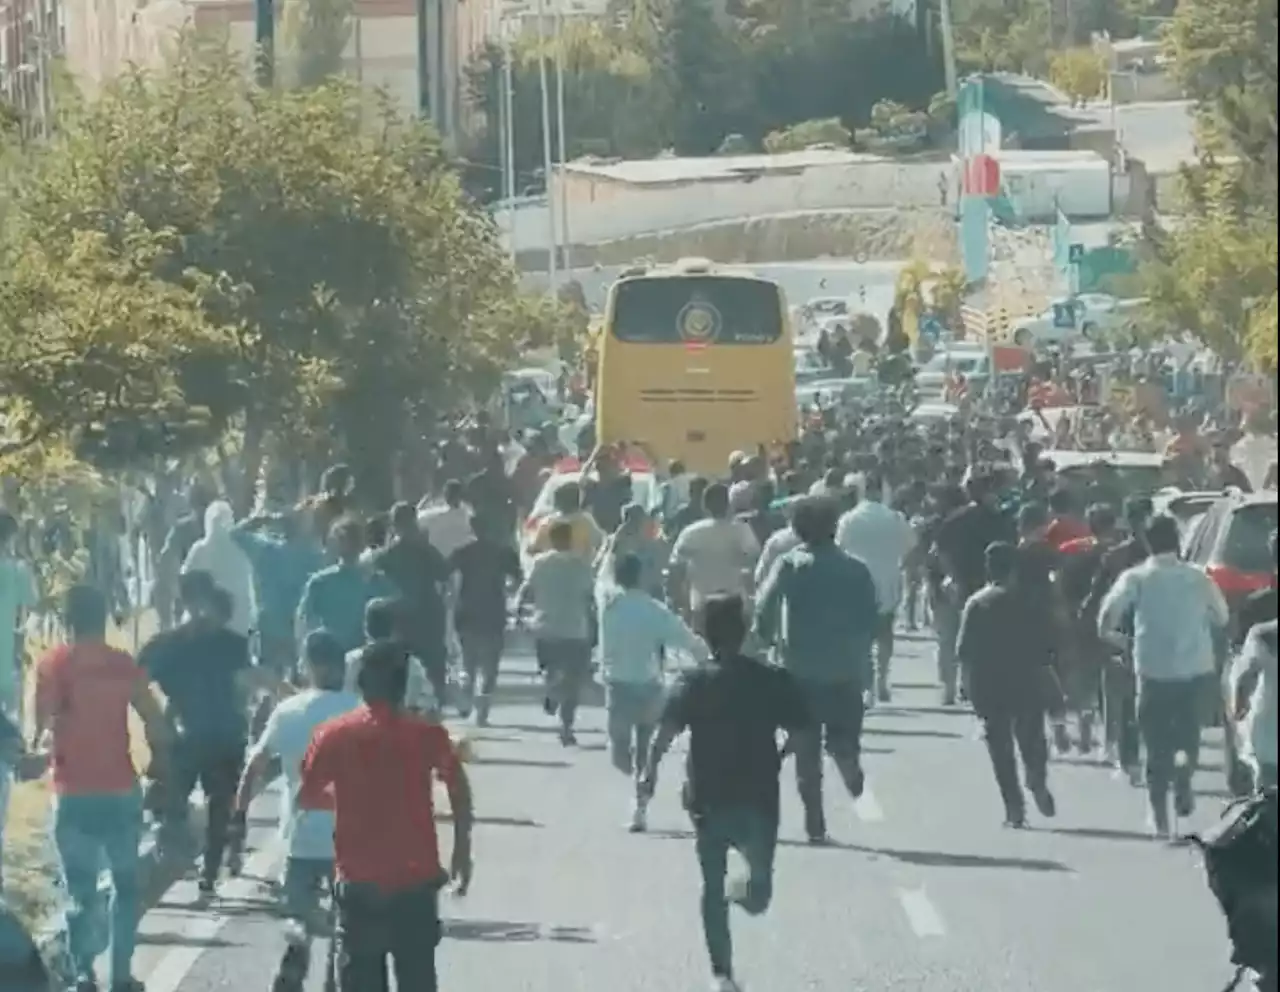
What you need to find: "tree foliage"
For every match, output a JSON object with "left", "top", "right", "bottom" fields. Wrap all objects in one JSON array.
[
  {"left": 1049, "top": 47, "right": 1107, "bottom": 105},
  {"left": 463, "top": 2, "right": 943, "bottom": 196},
  {"left": 1, "top": 36, "right": 557, "bottom": 504},
  {"left": 284, "top": 0, "right": 355, "bottom": 87},
  {"left": 1140, "top": 0, "right": 1278, "bottom": 368},
  {"left": 762, "top": 117, "right": 850, "bottom": 153}
]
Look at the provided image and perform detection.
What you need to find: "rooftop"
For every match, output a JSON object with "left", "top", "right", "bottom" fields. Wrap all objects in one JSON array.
[{"left": 565, "top": 148, "right": 892, "bottom": 186}]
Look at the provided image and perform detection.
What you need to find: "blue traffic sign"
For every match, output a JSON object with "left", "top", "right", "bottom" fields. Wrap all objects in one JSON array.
[
  {"left": 1067, "top": 243, "right": 1085, "bottom": 264},
  {"left": 919, "top": 315, "right": 943, "bottom": 342}
]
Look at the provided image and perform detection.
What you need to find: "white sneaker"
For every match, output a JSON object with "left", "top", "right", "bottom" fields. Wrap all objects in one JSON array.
[
  {"left": 628, "top": 798, "right": 648, "bottom": 833},
  {"left": 712, "top": 977, "right": 743, "bottom": 992}
]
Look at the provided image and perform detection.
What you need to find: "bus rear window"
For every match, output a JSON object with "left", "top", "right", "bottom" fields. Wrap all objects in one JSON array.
[{"left": 612, "top": 276, "right": 783, "bottom": 345}]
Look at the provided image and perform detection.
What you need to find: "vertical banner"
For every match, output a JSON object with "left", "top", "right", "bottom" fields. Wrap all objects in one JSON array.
[
  {"left": 960, "top": 194, "right": 990, "bottom": 284},
  {"left": 1052, "top": 206, "right": 1071, "bottom": 274}
]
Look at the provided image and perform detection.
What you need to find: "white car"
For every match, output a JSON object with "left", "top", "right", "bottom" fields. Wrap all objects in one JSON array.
[
  {"left": 1010, "top": 294, "right": 1148, "bottom": 349},
  {"left": 914, "top": 344, "right": 989, "bottom": 398}
]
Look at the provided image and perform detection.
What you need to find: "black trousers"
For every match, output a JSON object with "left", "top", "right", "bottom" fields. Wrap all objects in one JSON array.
[
  {"left": 981, "top": 707, "right": 1049, "bottom": 818},
  {"left": 333, "top": 881, "right": 441, "bottom": 992},
  {"left": 168, "top": 736, "right": 246, "bottom": 884}
]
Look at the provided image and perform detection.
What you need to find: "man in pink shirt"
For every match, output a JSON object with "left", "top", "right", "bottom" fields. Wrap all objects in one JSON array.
[{"left": 32, "top": 585, "right": 170, "bottom": 992}]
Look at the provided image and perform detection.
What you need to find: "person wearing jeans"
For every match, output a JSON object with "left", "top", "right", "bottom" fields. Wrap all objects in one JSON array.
[
  {"left": 1099, "top": 515, "right": 1229, "bottom": 838},
  {"left": 639, "top": 595, "right": 809, "bottom": 992},
  {"left": 755, "top": 497, "right": 879, "bottom": 844},
  {"left": 597, "top": 552, "right": 708, "bottom": 831},
  {"left": 32, "top": 584, "right": 170, "bottom": 992},
  {"left": 517, "top": 521, "right": 595, "bottom": 745}
]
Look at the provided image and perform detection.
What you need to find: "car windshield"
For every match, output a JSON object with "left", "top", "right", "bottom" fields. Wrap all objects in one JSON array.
[{"left": 1222, "top": 503, "right": 1279, "bottom": 574}]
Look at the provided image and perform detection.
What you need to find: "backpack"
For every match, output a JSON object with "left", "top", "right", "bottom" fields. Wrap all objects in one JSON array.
[{"left": 1191, "top": 787, "right": 1278, "bottom": 988}]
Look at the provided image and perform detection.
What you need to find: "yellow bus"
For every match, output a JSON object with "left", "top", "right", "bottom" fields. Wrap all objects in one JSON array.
[{"left": 595, "top": 258, "right": 797, "bottom": 476}]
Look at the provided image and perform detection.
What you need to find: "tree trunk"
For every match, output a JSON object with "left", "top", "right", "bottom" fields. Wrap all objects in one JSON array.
[{"left": 232, "top": 417, "right": 266, "bottom": 518}]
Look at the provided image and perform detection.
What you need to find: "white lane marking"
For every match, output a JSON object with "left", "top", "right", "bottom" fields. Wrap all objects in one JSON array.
[
  {"left": 140, "top": 834, "right": 286, "bottom": 992},
  {"left": 897, "top": 887, "right": 947, "bottom": 938},
  {"left": 854, "top": 784, "right": 884, "bottom": 823}
]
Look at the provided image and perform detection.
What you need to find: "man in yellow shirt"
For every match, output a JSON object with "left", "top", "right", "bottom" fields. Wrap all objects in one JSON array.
[{"left": 526, "top": 480, "right": 605, "bottom": 562}]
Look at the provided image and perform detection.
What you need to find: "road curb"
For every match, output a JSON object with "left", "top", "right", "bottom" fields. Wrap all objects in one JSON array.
[{"left": 35, "top": 804, "right": 208, "bottom": 982}]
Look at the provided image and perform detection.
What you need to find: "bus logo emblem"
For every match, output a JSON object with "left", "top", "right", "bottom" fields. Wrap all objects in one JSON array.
[{"left": 677, "top": 299, "right": 721, "bottom": 344}]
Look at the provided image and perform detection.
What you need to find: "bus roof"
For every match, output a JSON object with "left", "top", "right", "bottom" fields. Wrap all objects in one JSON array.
[{"left": 616, "top": 258, "right": 762, "bottom": 280}]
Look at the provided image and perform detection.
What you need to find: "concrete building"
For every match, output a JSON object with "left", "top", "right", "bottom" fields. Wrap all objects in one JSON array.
[
  {"left": 54, "top": 0, "right": 474, "bottom": 145},
  {"left": 1, "top": 0, "right": 60, "bottom": 136}
]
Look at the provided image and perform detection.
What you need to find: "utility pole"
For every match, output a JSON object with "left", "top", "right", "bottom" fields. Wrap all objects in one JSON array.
[
  {"left": 416, "top": 0, "right": 430, "bottom": 118},
  {"left": 535, "top": 0, "right": 558, "bottom": 291},
  {"left": 254, "top": 0, "right": 275, "bottom": 87}
]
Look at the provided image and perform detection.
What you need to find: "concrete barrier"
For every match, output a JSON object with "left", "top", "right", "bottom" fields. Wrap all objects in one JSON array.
[{"left": 515, "top": 208, "right": 958, "bottom": 273}]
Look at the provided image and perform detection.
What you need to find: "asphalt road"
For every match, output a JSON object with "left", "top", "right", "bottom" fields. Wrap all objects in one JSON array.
[{"left": 111, "top": 637, "right": 1240, "bottom": 992}]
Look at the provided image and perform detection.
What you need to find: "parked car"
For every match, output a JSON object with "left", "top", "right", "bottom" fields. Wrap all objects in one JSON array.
[
  {"left": 1183, "top": 489, "right": 1279, "bottom": 794},
  {"left": 1010, "top": 293, "right": 1148, "bottom": 349}
]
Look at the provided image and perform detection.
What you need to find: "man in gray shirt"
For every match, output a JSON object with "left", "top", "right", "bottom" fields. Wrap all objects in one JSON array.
[{"left": 518, "top": 521, "right": 596, "bottom": 746}]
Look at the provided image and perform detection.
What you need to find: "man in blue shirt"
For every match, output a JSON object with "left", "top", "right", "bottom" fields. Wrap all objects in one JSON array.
[
  {"left": 231, "top": 511, "right": 324, "bottom": 680},
  {"left": 754, "top": 496, "right": 879, "bottom": 845},
  {"left": 298, "top": 518, "right": 396, "bottom": 657}
]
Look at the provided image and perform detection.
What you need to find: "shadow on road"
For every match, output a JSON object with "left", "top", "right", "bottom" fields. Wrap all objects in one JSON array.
[
  {"left": 1040, "top": 825, "right": 1161, "bottom": 843},
  {"left": 488, "top": 722, "right": 604, "bottom": 737},
  {"left": 862, "top": 726, "right": 964, "bottom": 741},
  {"left": 642, "top": 831, "right": 1071, "bottom": 873},
  {"left": 469, "top": 756, "right": 573, "bottom": 769},
  {"left": 442, "top": 920, "right": 596, "bottom": 944},
  {"left": 137, "top": 932, "right": 239, "bottom": 949},
  {"left": 437, "top": 814, "right": 543, "bottom": 829}
]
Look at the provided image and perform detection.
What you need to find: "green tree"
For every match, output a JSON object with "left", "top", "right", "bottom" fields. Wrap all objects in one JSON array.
[
  {"left": 4, "top": 36, "right": 555, "bottom": 505},
  {"left": 1140, "top": 0, "right": 1277, "bottom": 364},
  {"left": 1049, "top": 47, "right": 1107, "bottom": 105},
  {"left": 658, "top": 0, "right": 743, "bottom": 154},
  {"left": 284, "top": 0, "right": 355, "bottom": 87},
  {"left": 762, "top": 117, "right": 850, "bottom": 152}
]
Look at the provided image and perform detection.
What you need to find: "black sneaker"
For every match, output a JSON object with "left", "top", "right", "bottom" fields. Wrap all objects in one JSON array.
[
  {"left": 542, "top": 696, "right": 556, "bottom": 716},
  {"left": 1031, "top": 786, "right": 1056, "bottom": 818},
  {"left": 74, "top": 977, "right": 99, "bottom": 992},
  {"left": 1004, "top": 813, "right": 1028, "bottom": 830},
  {"left": 1173, "top": 786, "right": 1195, "bottom": 819},
  {"left": 197, "top": 879, "right": 217, "bottom": 901},
  {"left": 110, "top": 980, "right": 146, "bottom": 992}
]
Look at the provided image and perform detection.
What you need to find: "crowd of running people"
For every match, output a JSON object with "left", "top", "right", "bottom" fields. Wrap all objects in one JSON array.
[{"left": 0, "top": 392, "right": 1277, "bottom": 991}]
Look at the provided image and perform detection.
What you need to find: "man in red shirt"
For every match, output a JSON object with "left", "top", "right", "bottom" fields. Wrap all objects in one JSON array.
[
  {"left": 32, "top": 585, "right": 171, "bottom": 992},
  {"left": 1043, "top": 489, "right": 1091, "bottom": 551},
  {"left": 299, "top": 639, "right": 473, "bottom": 991}
]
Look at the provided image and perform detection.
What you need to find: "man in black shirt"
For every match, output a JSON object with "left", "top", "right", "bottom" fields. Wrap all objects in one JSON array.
[
  {"left": 957, "top": 543, "right": 1058, "bottom": 828},
  {"left": 139, "top": 573, "right": 261, "bottom": 896},
  {"left": 448, "top": 515, "right": 522, "bottom": 724},
  {"left": 933, "top": 474, "right": 1011, "bottom": 697},
  {"left": 375, "top": 502, "right": 449, "bottom": 704},
  {"left": 1082, "top": 496, "right": 1153, "bottom": 779},
  {"left": 638, "top": 596, "right": 809, "bottom": 992}
]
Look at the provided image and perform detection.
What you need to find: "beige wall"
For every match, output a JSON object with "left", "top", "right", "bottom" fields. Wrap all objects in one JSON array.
[{"left": 61, "top": 0, "right": 457, "bottom": 138}]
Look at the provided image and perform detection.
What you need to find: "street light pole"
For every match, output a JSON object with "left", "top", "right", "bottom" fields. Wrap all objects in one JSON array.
[
  {"left": 534, "top": 0, "right": 558, "bottom": 291},
  {"left": 553, "top": 2, "right": 571, "bottom": 275}
]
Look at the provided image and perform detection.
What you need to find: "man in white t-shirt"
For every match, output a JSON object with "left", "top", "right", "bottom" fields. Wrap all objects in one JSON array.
[
  {"left": 418, "top": 479, "right": 475, "bottom": 561},
  {"left": 236, "top": 630, "right": 360, "bottom": 961},
  {"left": 669, "top": 482, "right": 760, "bottom": 615}
]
